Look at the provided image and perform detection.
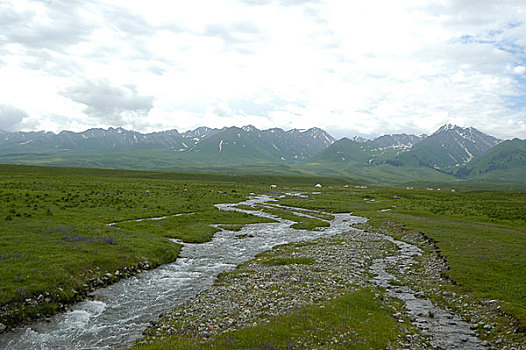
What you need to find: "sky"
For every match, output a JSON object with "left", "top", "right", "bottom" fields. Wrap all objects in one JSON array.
[{"left": 0, "top": 0, "right": 525, "bottom": 140}]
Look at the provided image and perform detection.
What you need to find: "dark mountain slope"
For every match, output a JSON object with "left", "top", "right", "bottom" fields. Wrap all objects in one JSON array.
[
  {"left": 456, "top": 138, "right": 526, "bottom": 184},
  {"left": 399, "top": 124, "right": 501, "bottom": 170}
]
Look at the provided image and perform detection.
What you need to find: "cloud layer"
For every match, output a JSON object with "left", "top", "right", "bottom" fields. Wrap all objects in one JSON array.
[{"left": 0, "top": 0, "right": 525, "bottom": 139}]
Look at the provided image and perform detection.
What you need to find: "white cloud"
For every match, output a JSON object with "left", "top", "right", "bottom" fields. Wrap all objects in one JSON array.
[
  {"left": 60, "top": 80, "right": 154, "bottom": 125},
  {"left": 0, "top": 105, "right": 28, "bottom": 131},
  {"left": 0, "top": 0, "right": 525, "bottom": 139}
]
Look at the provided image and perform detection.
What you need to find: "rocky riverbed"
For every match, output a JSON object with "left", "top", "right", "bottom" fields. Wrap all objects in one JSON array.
[
  {"left": 138, "top": 217, "right": 525, "bottom": 349},
  {"left": 376, "top": 225, "right": 526, "bottom": 350},
  {"left": 2, "top": 193, "right": 523, "bottom": 349},
  {"left": 0, "top": 196, "right": 369, "bottom": 349},
  {"left": 138, "top": 228, "right": 417, "bottom": 348}
]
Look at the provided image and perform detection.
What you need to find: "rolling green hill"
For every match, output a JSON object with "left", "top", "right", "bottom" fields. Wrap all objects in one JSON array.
[
  {"left": 456, "top": 139, "right": 526, "bottom": 184},
  {"left": 181, "top": 126, "right": 281, "bottom": 164},
  {"left": 298, "top": 138, "right": 458, "bottom": 184},
  {"left": 1, "top": 125, "right": 523, "bottom": 186}
]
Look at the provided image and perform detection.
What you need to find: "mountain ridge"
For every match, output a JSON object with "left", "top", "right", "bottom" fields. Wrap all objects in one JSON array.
[{"left": 1, "top": 124, "right": 523, "bottom": 185}]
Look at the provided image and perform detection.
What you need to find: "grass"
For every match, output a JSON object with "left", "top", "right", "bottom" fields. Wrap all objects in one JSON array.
[
  {"left": 1, "top": 163, "right": 524, "bottom": 344},
  {"left": 0, "top": 164, "right": 275, "bottom": 325},
  {"left": 258, "top": 206, "right": 330, "bottom": 230},
  {"left": 218, "top": 224, "right": 244, "bottom": 232},
  {"left": 276, "top": 185, "right": 526, "bottom": 328},
  {"left": 115, "top": 211, "right": 274, "bottom": 243},
  {"left": 258, "top": 256, "right": 316, "bottom": 266},
  {"left": 134, "top": 288, "right": 403, "bottom": 350}
]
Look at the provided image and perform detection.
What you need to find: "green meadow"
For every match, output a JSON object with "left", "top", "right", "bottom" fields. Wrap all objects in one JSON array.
[
  {"left": 277, "top": 185, "right": 526, "bottom": 328},
  {"left": 0, "top": 164, "right": 278, "bottom": 325},
  {"left": 1, "top": 164, "right": 525, "bottom": 347},
  {"left": 257, "top": 205, "right": 330, "bottom": 230}
]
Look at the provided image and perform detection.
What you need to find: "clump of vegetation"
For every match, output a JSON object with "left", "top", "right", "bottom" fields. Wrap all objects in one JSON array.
[
  {"left": 218, "top": 224, "right": 243, "bottom": 231},
  {"left": 215, "top": 269, "right": 256, "bottom": 282},
  {"left": 259, "top": 206, "right": 330, "bottom": 230},
  {"left": 235, "top": 233, "right": 254, "bottom": 239},
  {"left": 259, "top": 256, "right": 315, "bottom": 266},
  {"left": 388, "top": 278, "right": 404, "bottom": 287},
  {"left": 134, "top": 289, "right": 403, "bottom": 350}
]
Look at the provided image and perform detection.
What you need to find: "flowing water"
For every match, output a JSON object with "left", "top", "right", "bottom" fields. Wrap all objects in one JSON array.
[
  {"left": 0, "top": 195, "right": 366, "bottom": 350},
  {"left": 0, "top": 195, "right": 483, "bottom": 349},
  {"left": 369, "top": 232, "right": 483, "bottom": 349}
]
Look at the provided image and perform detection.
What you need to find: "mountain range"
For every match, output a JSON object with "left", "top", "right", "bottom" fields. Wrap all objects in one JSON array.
[
  {"left": 0, "top": 126, "right": 334, "bottom": 162},
  {"left": 1, "top": 124, "right": 524, "bottom": 185}
]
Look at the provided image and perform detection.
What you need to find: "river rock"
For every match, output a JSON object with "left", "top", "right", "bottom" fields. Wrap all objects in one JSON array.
[
  {"left": 140, "top": 227, "right": 426, "bottom": 347},
  {"left": 4, "top": 195, "right": 522, "bottom": 349},
  {"left": 0, "top": 323, "right": 6, "bottom": 333}
]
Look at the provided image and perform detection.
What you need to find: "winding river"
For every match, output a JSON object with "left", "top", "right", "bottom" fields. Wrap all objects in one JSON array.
[
  {"left": 0, "top": 194, "right": 483, "bottom": 349},
  {"left": 0, "top": 195, "right": 366, "bottom": 349}
]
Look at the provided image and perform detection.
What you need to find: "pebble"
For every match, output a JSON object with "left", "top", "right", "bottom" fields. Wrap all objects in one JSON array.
[
  {"left": 139, "top": 229, "right": 430, "bottom": 348},
  {"left": 137, "top": 220, "right": 526, "bottom": 349}
]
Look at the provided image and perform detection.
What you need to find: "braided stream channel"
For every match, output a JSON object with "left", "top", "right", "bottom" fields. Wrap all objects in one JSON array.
[
  {"left": 0, "top": 194, "right": 484, "bottom": 349},
  {"left": 0, "top": 195, "right": 366, "bottom": 350}
]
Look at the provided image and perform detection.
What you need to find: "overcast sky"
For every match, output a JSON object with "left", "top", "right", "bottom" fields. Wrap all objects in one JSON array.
[{"left": 0, "top": 0, "right": 525, "bottom": 139}]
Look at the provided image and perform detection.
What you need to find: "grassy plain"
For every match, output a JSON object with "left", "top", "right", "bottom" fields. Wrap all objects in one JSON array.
[
  {"left": 277, "top": 185, "right": 526, "bottom": 328},
  {"left": 0, "top": 164, "right": 281, "bottom": 324},
  {"left": 1, "top": 163, "right": 524, "bottom": 346}
]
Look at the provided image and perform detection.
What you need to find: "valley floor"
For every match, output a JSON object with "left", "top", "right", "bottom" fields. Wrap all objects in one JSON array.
[
  {"left": 134, "top": 201, "right": 525, "bottom": 350},
  {"left": 0, "top": 165, "right": 524, "bottom": 349}
]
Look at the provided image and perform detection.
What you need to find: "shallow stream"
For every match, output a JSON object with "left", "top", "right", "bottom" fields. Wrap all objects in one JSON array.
[
  {"left": 369, "top": 232, "right": 483, "bottom": 349},
  {"left": 0, "top": 195, "right": 484, "bottom": 349},
  {"left": 0, "top": 195, "right": 365, "bottom": 350}
]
